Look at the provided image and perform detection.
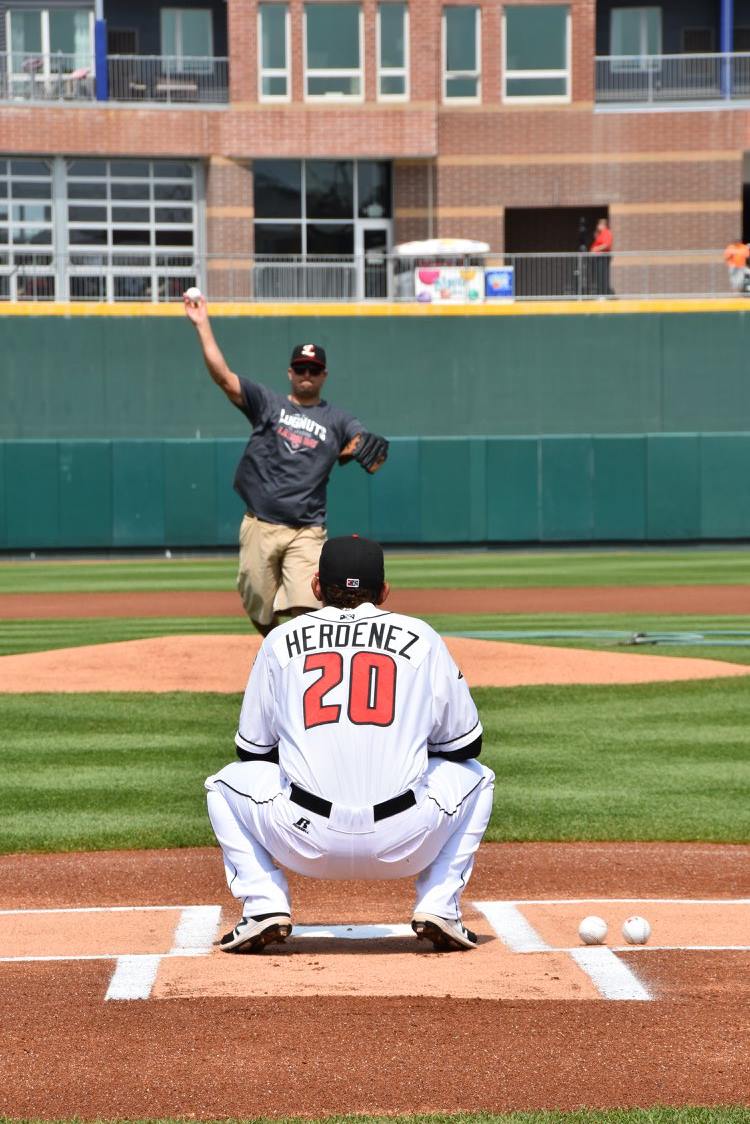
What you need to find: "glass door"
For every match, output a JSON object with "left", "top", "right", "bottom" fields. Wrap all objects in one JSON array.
[{"left": 355, "top": 222, "right": 390, "bottom": 300}]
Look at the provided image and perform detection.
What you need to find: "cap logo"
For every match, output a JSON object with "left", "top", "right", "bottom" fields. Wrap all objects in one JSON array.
[
  {"left": 346, "top": 578, "right": 360, "bottom": 588},
  {"left": 301, "top": 344, "right": 316, "bottom": 358}
]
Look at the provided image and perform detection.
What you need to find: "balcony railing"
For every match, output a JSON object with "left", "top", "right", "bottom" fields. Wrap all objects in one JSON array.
[
  {"left": 0, "top": 53, "right": 229, "bottom": 104},
  {"left": 1, "top": 51, "right": 95, "bottom": 101},
  {"left": 596, "top": 51, "right": 750, "bottom": 105},
  {"left": 0, "top": 249, "right": 743, "bottom": 304},
  {"left": 108, "top": 55, "right": 229, "bottom": 104}
]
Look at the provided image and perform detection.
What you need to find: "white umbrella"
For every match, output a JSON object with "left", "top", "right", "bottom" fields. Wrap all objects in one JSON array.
[{"left": 394, "top": 238, "right": 490, "bottom": 257}]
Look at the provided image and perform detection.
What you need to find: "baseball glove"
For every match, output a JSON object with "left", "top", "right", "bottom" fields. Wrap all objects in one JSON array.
[{"left": 338, "top": 432, "right": 389, "bottom": 474}]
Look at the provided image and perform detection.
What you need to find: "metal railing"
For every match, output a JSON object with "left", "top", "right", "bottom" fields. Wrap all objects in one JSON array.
[
  {"left": 0, "top": 249, "right": 743, "bottom": 304},
  {"left": 596, "top": 51, "right": 750, "bottom": 104},
  {"left": 0, "top": 52, "right": 229, "bottom": 104},
  {"left": 108, "top": 55, "right": 229, "bottom": 104},
  {"left": 1, "top": 51, "right": 95, "bottom": 102}
]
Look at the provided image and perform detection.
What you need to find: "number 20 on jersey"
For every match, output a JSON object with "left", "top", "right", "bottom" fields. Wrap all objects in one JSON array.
[{"left": 303, "top": 651, "right": 397, "bottom": 728}]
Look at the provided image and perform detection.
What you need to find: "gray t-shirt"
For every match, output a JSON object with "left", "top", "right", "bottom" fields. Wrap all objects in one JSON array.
[{"left": 233, "top": 379, "right": 362, "bottom": 527}]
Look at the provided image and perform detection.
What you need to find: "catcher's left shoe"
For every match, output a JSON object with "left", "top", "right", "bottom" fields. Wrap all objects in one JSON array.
[{"left": 219, "top": 912, "right": 292, "bottom": 953}]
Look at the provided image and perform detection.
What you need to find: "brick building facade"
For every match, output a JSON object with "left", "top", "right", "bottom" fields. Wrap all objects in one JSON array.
[{"left": 1, "top": 0, "right": 748, "bottom": 299}]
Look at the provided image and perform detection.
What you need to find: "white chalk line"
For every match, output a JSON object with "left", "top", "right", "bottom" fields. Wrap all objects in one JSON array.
[
  {"left": 105, "top": 905, "right": 222, "bottom": 1002},
  {"left": 6, "top": 900, "right": 749, "bottom": 1004},
  {"left": 476, "top": 898, "right": 750, "bottom": 906},
  {"left": 474, "top": 900, "right": 652, "bottom": 1001},
  {"left": 474, "top": 902, "right": 551, "bottom": 951},
  {"left": 0, "top": 905, "right": 209, "bottom": 916},
  {"left": 105, "top": 955, "right": 162, "bottom": 1001},
  {"left": 522, "top": 945, "right": 750, "bottom": 953},
  {"left": 570, "top": 947, "right": 652, "bottom": 1001}
]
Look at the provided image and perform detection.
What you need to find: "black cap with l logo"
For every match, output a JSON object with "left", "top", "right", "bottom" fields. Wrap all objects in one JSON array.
[{"left": 290, "top": 342, "right": 327, "bottom": 369}]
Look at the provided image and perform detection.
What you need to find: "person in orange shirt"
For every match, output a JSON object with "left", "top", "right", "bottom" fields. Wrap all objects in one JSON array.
[
  {"left": 724, "top": 239, "right": 750, "bottom": 293},
  {"left": 590, "top": 217, "right": 614, "bottom": 297}
]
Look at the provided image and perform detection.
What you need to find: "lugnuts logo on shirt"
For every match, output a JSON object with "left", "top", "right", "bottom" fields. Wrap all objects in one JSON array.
[{"left": 277, "top": 407, "right": 327, "bottom": 455}]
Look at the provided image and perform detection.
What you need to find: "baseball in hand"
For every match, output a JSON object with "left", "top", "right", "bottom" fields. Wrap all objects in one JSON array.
[
  {"left": 184, "top": 286, "right": 202, "bottom": 304},
  {"left": 622, "top": 915, "right": 651, "bottom": 945},
  {"left": 578, "top": 915, "right": 608, "bottom": 945}
]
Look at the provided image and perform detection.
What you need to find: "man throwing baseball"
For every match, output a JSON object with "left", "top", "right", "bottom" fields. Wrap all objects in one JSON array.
[
  {"left": 183, "top": 293, "right": 388, "bottom": 635},
  {"left": 205, "top": 535, "right": 495, "bottom": 953}
]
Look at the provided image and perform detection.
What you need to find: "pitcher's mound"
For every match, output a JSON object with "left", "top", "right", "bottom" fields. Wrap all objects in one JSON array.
[{"left": 0, "top": 634, "right": 748, "bottom": 692}]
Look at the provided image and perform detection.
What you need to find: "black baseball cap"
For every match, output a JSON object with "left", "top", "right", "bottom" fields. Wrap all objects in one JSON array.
[
  {"left": 290, "top": 343, "right": 326, "bottom": 369},
  {"left": 319, "top": 535, "right": 385, "bottom": 591}
]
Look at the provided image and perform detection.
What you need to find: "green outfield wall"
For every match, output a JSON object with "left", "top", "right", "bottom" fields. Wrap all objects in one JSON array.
[
  {"left": 3, "top": 311, "right": 750, "bottom": 439},
  {"left": 2, "top": 434, "right": 749, "bottom": 550}
]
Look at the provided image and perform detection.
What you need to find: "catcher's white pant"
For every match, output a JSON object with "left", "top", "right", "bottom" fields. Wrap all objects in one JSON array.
[{"left": 205, "top": 757, "right": 494, "bottom": 920}]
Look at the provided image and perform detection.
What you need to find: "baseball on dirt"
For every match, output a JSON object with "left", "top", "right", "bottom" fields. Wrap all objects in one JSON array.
[
  {"left": 622, "top": 916, "right": 651, "bottom": 944},
  {"left": 578, "top": 915, "right": 608, "bottom": 945},
  {"left": 184, "top": 286, "right": 202, "bottom": 304}
]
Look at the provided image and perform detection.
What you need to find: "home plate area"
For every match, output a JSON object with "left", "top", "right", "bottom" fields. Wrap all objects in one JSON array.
[{"left": 3, "top": 898, "right": 750, "bottom": 1004}]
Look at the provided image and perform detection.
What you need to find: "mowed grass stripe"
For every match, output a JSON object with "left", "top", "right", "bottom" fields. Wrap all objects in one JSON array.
[
  {"left": 3, "top": 613, "right": 750, "bottom": 661},
  {"left": 0, "top": 617, "right": 248, "bottom": 656},
  {"left": 1, "top": 547, "right": 749, "bottom": 593},
  {"left": 2, "top": 678, "right": 749, "bottom": 852}
]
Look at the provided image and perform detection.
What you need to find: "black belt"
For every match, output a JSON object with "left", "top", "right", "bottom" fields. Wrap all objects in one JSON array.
[{"left": 289, "top": 782, "right": 416, "bottom": 822}]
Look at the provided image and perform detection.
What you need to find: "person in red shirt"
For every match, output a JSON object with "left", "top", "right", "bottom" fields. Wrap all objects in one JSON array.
[
  {"left": 590, "top": 217, "right": 613, "bottom": 297},
  {"left": 723, "top": 239, "right": 750, "bottom": 293}
]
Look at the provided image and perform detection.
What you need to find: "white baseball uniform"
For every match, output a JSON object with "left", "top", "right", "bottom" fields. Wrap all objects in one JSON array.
[{"left": 205, "top": 602, "right": 495, "bottom": 921}]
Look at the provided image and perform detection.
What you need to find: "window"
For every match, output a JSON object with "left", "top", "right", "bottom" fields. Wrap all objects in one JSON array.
[
  {"left": 65, "top": 158, "right": 199, "bottom": 301},
  {"left": 254, "top": 158, "right": 391, "bottom": 254},
  {"left": 253, "top": 159, "right": 392, "bottom": 299},
  {"left": 0, "top": 159, "right": 55, "bottom": 300},
  {"left": 357, "top": 162, "right": 391, "bottom": 218},
  {"left": 443, "top": 6, "right": 480, "bottom": 102},
  {"left": 304, "top": 3, "right": 362, "bottom": 99},
  {"left": 378, "top": 3, "right": 408, "bottom": 99},
  {"left": 503, "top": 5, "right": 570, "bottom": 102},
  {"left": 610, "top": 8, "right": 661, "bottom": 71},
  {"left": 259, "top": 4, "right": 290, "bottom": 100},
  {"left": 7, "top": 7, "right": 94, "bottom": 89},
  {"left": 161, "top": 8, "right": 213, "bottom": 73}
]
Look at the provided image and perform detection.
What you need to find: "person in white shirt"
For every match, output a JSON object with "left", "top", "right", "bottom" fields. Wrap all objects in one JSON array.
[{"left": 205, "top": 535, "right": 495, "bottom": 953}]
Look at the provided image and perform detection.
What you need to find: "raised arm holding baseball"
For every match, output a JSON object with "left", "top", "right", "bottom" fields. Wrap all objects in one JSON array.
[{"left": 183, "top": 292, "right": 389, "bottom": 635}]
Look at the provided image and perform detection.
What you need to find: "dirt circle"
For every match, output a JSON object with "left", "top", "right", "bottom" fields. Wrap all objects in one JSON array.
[{"left": 2, "top": 633, "right": 748, "bottom": 692}]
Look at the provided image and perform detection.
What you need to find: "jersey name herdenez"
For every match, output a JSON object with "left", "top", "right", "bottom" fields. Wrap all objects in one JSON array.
[{"left": 235, "top": 602, "right": 482, "bottom": 808}]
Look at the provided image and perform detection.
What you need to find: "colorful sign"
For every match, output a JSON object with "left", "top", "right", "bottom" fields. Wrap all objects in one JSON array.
[
  {"left": 414, "top": 266, "right": 485, "bottom": 304},
  {"left": 485, "top": 266, "right": 515, "bottom": 301}
]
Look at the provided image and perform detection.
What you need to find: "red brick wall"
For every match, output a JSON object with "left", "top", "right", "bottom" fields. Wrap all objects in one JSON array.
[{"left": 0, "top": 0, "right": 745, "bottom": 257}]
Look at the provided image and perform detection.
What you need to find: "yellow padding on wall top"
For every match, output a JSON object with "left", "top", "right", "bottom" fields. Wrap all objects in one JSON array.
[{"left": 1, "top": 298, "right": 749, "bottom": 317}]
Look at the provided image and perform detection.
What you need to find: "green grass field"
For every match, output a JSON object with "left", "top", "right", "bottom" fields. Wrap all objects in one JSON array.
[
  {"left": 2, "top": 547, "right": 750, "bottom": 853},
  {"left": 3, "top": 677, "right": 749, "bottom": 852},
  {"left": 1, "top": 546, "right": 749, "bottom": 593}
]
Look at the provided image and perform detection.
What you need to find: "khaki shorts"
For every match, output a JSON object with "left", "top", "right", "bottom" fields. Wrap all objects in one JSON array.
[{"left": 237, "top": 515, "right": 325, "bottom": 626}]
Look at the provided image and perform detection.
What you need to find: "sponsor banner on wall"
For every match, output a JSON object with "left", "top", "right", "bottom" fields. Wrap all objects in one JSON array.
[
  {"left": 414, "top": 266, "right": 485, "bottom": 304},
  {"left": 485, "top": 266, "right": 515, "bottom": 302}
]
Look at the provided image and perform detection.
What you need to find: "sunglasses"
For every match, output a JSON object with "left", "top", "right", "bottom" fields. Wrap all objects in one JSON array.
[{"left": 292, "top": 364, "right": 324, "bottom": 375}]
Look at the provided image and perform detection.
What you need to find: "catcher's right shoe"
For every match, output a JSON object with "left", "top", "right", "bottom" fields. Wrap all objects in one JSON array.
[
  {"left": 411, "top": 912, "right": 478, "bottom": 951},
  {"left": 219, "top": 913, "right": 292, "bottom": 954}
]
